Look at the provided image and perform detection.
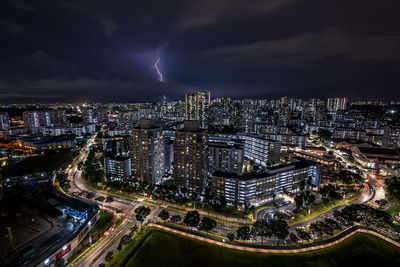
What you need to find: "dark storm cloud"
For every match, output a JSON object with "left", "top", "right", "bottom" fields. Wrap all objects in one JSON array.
[
  {"left": 0, "top": 18, "right": 25, "bottom": 35},
  {"left": 0, "top": 0, "right": 400, "bottom": 102},
  {"left": 60, "top": 0, "right": 119, "bottom": 36}
]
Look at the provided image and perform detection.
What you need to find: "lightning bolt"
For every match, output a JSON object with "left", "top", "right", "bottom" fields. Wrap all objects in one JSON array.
[{"left": 153, "top": 57, "right": 164, "bottom": 82}]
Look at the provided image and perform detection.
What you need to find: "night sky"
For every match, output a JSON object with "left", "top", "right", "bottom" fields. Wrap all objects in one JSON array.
[{"left": 1, "top": 0, "right": 400, "bottom": 103}]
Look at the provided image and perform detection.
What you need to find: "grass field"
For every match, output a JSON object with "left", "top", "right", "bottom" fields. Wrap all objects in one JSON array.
[
  {"left": 124, "top": 230, "right": 400, "bottom": 267},
  {"left": 1, "top": 150, "right": 76, "bottom": 177}
]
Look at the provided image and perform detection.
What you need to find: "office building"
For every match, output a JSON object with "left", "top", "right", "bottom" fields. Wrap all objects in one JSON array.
[{"left": 173, "top": 121, "right": 208, "bottom": 194}]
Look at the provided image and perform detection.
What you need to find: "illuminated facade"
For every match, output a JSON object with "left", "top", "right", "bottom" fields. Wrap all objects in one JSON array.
[
  {"left": 185, "top": 91, "right": 210, "bottom": 129},
  {"left": 213, "top": 133, "right": 281, "bottom": 166},
  {"left": 326, "top": 97, "right": 348, "bottom": 111},
  {"left": 173, "top": 121, "right": 208, "bottom": 194},
  {"left": 130, "top": 118, "right": 164, "bottom": 184},
  {"left": 104, "top": 156, "right": 132, "bottom": 182},
  {"left": 211, "top": 161, "right": 320, "bottom": 207},
  {"left": 208, "top": 136, "right": 244, "bottom": 175},
  {"left": 0, "top": 112, "right": 9, "bottom": 131}
]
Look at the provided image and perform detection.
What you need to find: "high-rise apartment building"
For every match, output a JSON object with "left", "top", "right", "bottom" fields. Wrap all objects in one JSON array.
[
  {"left": 214, "top": 133, "right": 281, "bottom": 166},
  {"left": 82, "top": 109, "right": 96, "bottom": 124},
  {"left": 185, "top": 91, "right": 210, "bottom": 129},
  {"left": 173, "top": 121, "right": 208, "bottom": 194},
  {"left": 104, "top": 156, "right": 132, "bottom": 182},
  {"left": 208, "top": 136, "right": 244, "bottom": 175},
  {"left": 326, "top": 97, "right": 348, "bottom": 111},
  {"left": 0, "top": 112, "right": 9, "bottom": 131},
  {"left": 382, "top": 125, "right": 400, "bottom": 149},
  {"left": 23, "top": 110, "right": 67, "bottom": 133},
  {"left": 130, "top": 118, "right": 164, "bottom": 184}
]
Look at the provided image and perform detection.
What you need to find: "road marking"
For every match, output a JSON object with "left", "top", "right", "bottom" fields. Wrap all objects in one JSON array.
[{"left": 131, "top": 201, "right": 143, "bottom": 214}]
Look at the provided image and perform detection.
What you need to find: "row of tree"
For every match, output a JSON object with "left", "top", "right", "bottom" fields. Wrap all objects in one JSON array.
[
  {"left": 158, "top": 209, "right": 218, "bottom": 232},
  {"left": 55, "top": 172, "right": 71, "bottom": 190},
  {"left": 236, "top": 203, "right": 400, "bottom": 246},
  {"left": 235, "top": 219, "right": 289, "bottom": 245},
  {"left": 82, "top": 146, "right": 104, "bottom": 184}
]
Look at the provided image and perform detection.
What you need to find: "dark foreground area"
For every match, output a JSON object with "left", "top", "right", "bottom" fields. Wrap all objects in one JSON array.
[{"left": 125, "top": 230, "right": 400, "bottom": 267}]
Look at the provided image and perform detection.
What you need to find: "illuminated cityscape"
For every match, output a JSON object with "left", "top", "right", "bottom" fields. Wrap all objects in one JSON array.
[{"left": 1, "top": 1, "right": 400, "bottom": 267}]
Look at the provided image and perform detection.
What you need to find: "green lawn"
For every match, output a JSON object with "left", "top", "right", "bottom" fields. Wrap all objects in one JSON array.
[
  {"left": 124, "top": 230, "right": 400, "bottom": 267},
  {"left": 1, "top": 151, "right": 76, "bottom": 177}
]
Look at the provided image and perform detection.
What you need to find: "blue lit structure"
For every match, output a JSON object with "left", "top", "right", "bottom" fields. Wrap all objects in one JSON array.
[{"left": 65, "top": 206, "right": 87, "bottom": 221}]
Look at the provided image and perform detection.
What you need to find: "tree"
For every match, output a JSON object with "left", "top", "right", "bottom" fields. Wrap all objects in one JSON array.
[
  {"left": 295, "top": 227, "right": 310, "bottom": 244},
  {"left": 310, "top": 221, "right": 324, "bottom": 241},
  {"left": 251, "top": 220, "right": 272, "bottom": 244},
  {"left": 227, "top": 232, "right": 235, "bottom": 241},
  {"left": 386, "top": 177, "right": 400, "bottom": 202},
  {"left": 317, "top": 129, "right": 332, "bottom": 140},
  {"left": 289, "top": 232, "right": 299, "bottom": 244},
  {"left": 322, "top": 218, "right": 340, "bottom": 236},
  {"left": 170, "top": 215, "right": 182, "bottom": 223},
  {"left": 294, "top": 194, "right": 304, "bottom": 209},
  {"left": 158, "top": 209, "right": 170, "bottom": 221},
  {"left": 299, "top": 179, "right": 306, "bottom": 192},
  {"left": 271, "top": 219, "right": 289, "bottom": 245},
  {"left": 105, "top": 251, "right": 113, "bottom": 262},
  {"left": 236, "top": 226, "right": 251, "bottom": 241},
  {"left": 135, "top": 206, "right": 151, "bottom": 226},
  {"left": 106, "top": 196, "right": 114, "bottom": 202},
  {"left": 303, "top": 191, "right": 316, "bottom": 206},
  {"left": 199, "top": 216, "right": 217, "bottom": 232},
  {"left": 183, "top": 210, "right": 201, "bottom": 230}
]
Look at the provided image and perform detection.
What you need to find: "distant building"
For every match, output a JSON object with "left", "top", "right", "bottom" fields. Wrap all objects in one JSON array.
[
  {"left": 351, "top": 146, "right": 400, "bottom": 169},
  {"left": 266, "top": 133, "right": 306, "bottom": 147},
  {"left": 326, "top": 97, "right": 348, "bottom": 111},
  {"left": 382, "top": 125, "right": 400, "bottom": 149},
  {"left": 173, "top": 121, "right": 208, "bottom": 194},
  {"left": 23, "top": 110, "right": 67, "bottom": 133},
  {"left": 130, "top": 118, "right": 164, "bottom": 184},
  {"left": 19, "top": 135, "right": 76, "bottom": 152},
  {"left": 185, "top": 91, "right": 210, "bottom": 129},
  {"left": 215, "top": 133, "right": 281, "bottom": 166},
  {"left": 0, "top": 112, "right": 9, "bottom": 131},
  {"left": 82, "top": 109, "right": 96, "bottom": 124},
  {"left": 104, "top": 156, "right": 132, "bottom": 182},
  {"left": 211, "top": 160, "right": 320, "bottom": 207}
]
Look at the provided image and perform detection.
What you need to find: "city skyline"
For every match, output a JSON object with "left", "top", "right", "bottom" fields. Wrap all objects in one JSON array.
[
  {"left": 1, "top": 1, "right": 400, "bottom": 266},
  {"left": 1, "top": 1, "right": 400, "bottom": 103}
]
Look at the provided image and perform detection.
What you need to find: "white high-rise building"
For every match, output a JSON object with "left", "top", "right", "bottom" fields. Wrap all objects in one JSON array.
[
  {"left": 185, "top": 91, "right": 210, "bottom": 129},
  {"left": 326, "top": 97, "right": 348, "bottom": 111}
]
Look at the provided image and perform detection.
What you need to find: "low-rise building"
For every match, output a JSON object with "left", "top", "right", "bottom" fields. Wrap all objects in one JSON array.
[
  {"left": 211, "top": 160, "right": 320, "bottom": 207},
  {"left": 351, "top": 146, "right": 400, "bottom": 169},
  {"left": 104, "top": 155, "right": 132, "bottom": 182}
]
